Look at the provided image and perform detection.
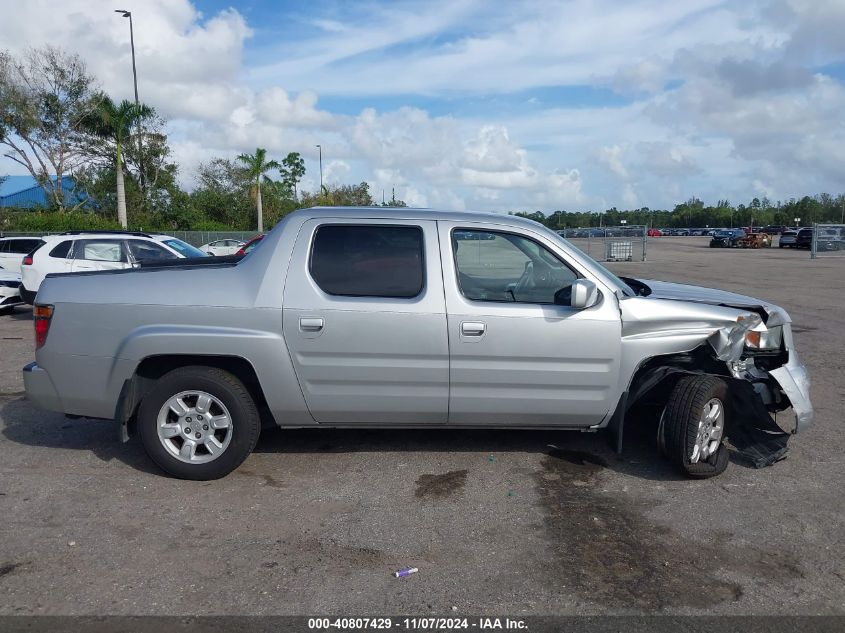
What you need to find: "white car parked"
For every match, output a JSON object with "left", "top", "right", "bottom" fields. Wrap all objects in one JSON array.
[
  {"left": 0, "top": 236, "right": 45, "bottom": 273},
  {"left": 0, "top": 270, "right": 22, "bottom": 311},
  {"left": 20, "top": 230, "right": 208, "bottom": 303},
  {"left": 199, "top": 239, "right": 246, "bottom": 256}
]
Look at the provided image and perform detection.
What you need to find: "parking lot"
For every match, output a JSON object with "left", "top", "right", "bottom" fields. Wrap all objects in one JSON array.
[{"left": 0, "top": 236, "right": 842, "bottom": 616}]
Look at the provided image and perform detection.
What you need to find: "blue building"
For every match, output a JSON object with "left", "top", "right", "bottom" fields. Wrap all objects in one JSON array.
[{"left": 0, "top": 175, "right": 90, "bottom": 209}]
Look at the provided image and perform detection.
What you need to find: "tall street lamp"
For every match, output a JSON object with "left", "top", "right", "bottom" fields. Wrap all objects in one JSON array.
[
  {"left": 115, "top": 9, "right": 145, "bottom": 201},
  {"left": 315, "top": 144, "right": 323, "bottom": 196},
  {"left": 115, "top": 10, "right": 139, "bottom": 105}
]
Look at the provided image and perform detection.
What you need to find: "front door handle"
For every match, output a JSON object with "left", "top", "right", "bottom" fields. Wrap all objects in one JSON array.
[
  {"left": 299, "top": 317, "right": 324, "bottom": 332},
  {"left": 461, "top": 321, "right": 486, "bottom": 336}
]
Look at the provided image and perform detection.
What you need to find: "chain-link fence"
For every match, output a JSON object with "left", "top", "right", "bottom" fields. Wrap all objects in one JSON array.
[
  {"left": 0, "top": 230, "right": 260, "bottom": 247},
  {"left": 810, "top": 224, "right": 845, "bottom": 259},
  {"left": 3, "top": 226, "right": 652, "bottom": 259},
  {"left": 556, "top": 226, "right": 648, "bottom": 262}
]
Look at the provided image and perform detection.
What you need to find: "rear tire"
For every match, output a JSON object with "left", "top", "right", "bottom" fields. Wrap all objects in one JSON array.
[
  {"left": 138, "top": 366, "right": 260, "bottom": 480},
  {"left": 659, "top": 375, "right": 730, "bottom": 479}
]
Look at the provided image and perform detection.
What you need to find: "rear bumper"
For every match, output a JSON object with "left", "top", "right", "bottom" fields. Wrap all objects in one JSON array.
[
  {"left": 0, "top": 284, "right": 22, "bottom": 306},
  {"left": 19, "top": 286, "right": 36, "bottom": 305},
  {"left": 22, "top": 362, "right": 64, "bottom": 413}
]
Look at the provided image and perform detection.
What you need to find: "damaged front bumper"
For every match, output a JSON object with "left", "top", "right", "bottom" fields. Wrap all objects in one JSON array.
[
  {"left": 710, "top": 307, "right": 813, "bottom": 433},
  {"left": 770, "top": 360, "right": 813, "bottom": 433}
]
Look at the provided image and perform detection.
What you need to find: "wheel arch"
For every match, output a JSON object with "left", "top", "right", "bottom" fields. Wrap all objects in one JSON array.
[
  {"left": 115, "top": 354, "right": 276, "bottom": 441},
  {"left": 606, "top": 345, "right": 731, "bottom": 454},
  {"left": 625, "top": 346, "right": 731, "bottom": 411}
]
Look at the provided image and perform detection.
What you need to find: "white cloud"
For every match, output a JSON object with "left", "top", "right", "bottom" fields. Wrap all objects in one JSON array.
[
  {"left": 636, "top": 142, "right": 700, "bottom": 178},
  {"left": 613, "top": 58, "right": 668, "bottom": 95},
  {"left": 1, "top": 0, "right": 844, "bottom": 212},
  {"left": 622, "top": 184, "right": 639, "bottom": 208},
  {"left": 322, "top": 159, "right": 351, "bottom": 184},
  {"left": 254, "top": 88, "right": 335, "bottom": 128},
  {"left": 594, "top": 145, "right": 629, "bottom": 180}
]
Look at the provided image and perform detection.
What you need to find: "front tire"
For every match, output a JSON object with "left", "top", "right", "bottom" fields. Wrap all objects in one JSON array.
[
  {"left": 659, "top": 375, "right": 730, "bottom": 479},
  {"left": 138, "top": 366, "right": 260, "bottom": 480}
]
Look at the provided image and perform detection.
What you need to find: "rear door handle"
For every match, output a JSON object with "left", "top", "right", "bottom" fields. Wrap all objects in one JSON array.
[
  {"left": 461, "top": 321, "right": 486, "bottom": 336},
  {"left": 299, "top": 317, "right": 324, "bottom": 332}
]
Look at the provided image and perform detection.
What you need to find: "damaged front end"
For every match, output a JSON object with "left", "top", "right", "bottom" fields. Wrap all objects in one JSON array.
[
  {"left": 710, "top": 309, "right": 813, "bottom": 467},
  {"left": 619, "top": 282, "right": 814, "bottom": 467}
]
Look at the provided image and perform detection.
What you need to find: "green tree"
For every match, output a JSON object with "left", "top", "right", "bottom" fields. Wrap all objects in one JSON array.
[
  {"left": 0, "top": 46, "right": 98, "bottom": 210},
  {"left": 78, "top": 108, "right": 176, "bottom": 222},
  {"left": 301, "top": 182, "right": 375, "bottom": 207},
  {"left": 236, "top": 148, "right": 280, "bottom": 232},
  {"left": 191, "top": 158, "right": 252, "bottom": 228},
  {"left": 279, "top": 152, "right": 305, "bottom": 201},
  {"left": 80, "top": 93, "right": 154, "bottom": 228}
]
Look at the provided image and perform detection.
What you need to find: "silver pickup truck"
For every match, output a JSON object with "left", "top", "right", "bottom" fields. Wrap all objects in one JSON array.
[{"left": 23, "top": 208, "right": 812, "bottom": 480}]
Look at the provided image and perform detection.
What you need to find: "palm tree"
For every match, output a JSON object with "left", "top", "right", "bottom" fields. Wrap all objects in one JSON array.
[
  {"left": 237, "top": 148, "right": 280, "bottom": 232},
  {"left": 82, "top": 94, "right": 153, "bottom": 228}
]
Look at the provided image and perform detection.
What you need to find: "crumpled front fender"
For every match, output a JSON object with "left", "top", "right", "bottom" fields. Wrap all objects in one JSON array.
[{"left": 707, "top": 313, "right": 761, "bottom": 361}]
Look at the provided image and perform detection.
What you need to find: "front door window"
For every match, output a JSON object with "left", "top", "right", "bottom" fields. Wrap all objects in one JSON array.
[{"left": 452, "top": 230, "right": 577, "bottom": 303}]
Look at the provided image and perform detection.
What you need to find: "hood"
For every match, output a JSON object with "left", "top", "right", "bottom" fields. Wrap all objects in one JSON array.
[{"left": 635, "top": 279, "right": 788, "bottom": 325}]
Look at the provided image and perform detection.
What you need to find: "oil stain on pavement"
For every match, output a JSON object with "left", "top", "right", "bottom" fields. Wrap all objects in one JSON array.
[
  {"left": 0, "top": 562, "right": 23, "bottom": 579},
  {"left": 415, "top": 469, "right": 468, "bottom": 499},
  {"left": 534, "top": 449, "right": 803, "bottom": 610}
]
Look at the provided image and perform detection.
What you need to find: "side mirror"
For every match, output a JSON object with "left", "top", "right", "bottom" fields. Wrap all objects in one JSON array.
[{"left": 555, "top": 279, "right": 599, "bottom": 309}]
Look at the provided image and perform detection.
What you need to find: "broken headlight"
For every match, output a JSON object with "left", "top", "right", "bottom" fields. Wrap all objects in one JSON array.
[{"left": 745, "top": 325, "right": 783, "bottom": 350}]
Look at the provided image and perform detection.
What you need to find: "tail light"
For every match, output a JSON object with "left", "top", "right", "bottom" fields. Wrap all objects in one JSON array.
[
  {"left": 33, "top": 304, "right": 54, "bottom": 349},
  {"left": 22, "top": 255, "right": 33, "bottom": 266}
]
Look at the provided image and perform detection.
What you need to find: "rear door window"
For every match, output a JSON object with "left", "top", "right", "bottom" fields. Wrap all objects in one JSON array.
[
  {"left": 74, "top": 240, "right": 127, "bottom": 263},
  {"left": 310, "top": 224, "right": 424, "bottom": 298}
]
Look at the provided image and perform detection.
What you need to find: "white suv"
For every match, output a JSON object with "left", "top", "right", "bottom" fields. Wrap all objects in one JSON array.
[
  {"left": 0, "top": 236, "right": 46, "bottom": 273},
  {"left": 20, "top": 231, "right": 207, "bottom": 303}
]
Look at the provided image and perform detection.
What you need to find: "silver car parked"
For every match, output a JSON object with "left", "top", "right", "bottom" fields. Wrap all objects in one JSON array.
[{"left": 24, "top": 208, "right": 812, "bottom": 480}]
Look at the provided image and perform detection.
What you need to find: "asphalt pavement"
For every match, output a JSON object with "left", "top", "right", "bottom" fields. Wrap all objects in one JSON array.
[{"left": 0, "top": 237, "right": 842, "bottom": 615}]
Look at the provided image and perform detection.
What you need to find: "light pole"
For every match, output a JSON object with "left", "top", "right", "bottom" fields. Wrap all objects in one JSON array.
[
  {"left": 115, "top": 10, "right": 139, "bottom": 104},
  {"left": 115, "top": 9, "right": 145, "bottom": 203},
  {"left": 794, "top": 217, "right": 800, "bottom": 228},
  {"left": 315, "top": 144, "right": 323, "bottom": 197}
]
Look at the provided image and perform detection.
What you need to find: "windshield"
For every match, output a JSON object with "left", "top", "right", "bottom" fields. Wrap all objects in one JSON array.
[
  {"left": 162, "top": 239, "right": 208, "bottom": 258},
  {"left": 243, "top": 237, "right": 263, "bottom": 254}
]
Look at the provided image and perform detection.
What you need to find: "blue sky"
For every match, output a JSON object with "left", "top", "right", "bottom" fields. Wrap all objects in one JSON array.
[{"left": 1, "top": 0, "right": 845, "bottom": 211}]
